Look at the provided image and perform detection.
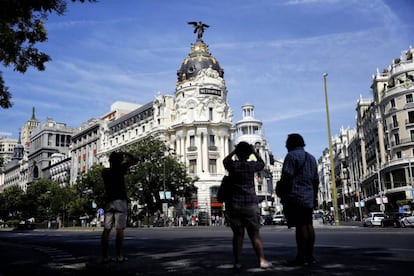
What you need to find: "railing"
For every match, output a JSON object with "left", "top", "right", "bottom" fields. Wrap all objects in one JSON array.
[{"left": 391, "top": 137, "right": 414, "bottom": 147}]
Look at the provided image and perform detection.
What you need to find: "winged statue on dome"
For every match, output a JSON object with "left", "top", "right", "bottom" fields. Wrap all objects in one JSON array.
[{"left": 187, "top": 21, "right": 209, "bottom": 40}]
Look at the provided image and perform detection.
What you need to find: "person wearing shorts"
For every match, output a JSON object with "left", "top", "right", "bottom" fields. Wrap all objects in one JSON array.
[
  {"left": 223, "top": 142, "right": 272, "bottom": 270},
  {"left": 278, "top": 133, "right": 319, "bottom": 266},
  {"left": 101, "top": 151, "right": 136, "bottom": 263}
]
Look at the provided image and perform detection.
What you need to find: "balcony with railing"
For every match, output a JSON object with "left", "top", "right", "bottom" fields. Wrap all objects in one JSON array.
[
  {"left": 388, "top": 122, "right": 399, "bottom": 131},
  {"left": 391, "top": 137, "right": 414, "bottom": 147}
]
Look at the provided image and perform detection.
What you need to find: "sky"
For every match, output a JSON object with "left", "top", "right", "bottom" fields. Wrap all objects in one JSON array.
[{"left": 1, "top": 0, "right": 414, "bottom": 159}]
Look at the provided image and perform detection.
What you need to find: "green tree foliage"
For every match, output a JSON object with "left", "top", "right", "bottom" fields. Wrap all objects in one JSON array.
[
  {"left": 0, "top": 0, "right": 96, "bottom": 109},
  {"left": 22, "top": 179, "right": 63, "bottom": 222},
  {"left": 72, "top": 165, "right": 105, "bottom": 218},
  {"left": 124, "top": 137, "right": 197, "bottom": 215},
  {"left": 0, "top": 185, "right": 25, "bottom": 219},
  {"left": 0, "top": 181, "right": 78, "bottom": 224}
]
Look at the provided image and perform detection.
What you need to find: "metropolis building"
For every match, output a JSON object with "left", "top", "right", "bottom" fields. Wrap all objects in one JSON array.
[
  {"left": 97, "top": 31, "right": 235, "bottom": 220},
  {"left": 93, "top": 27, "right": 276, "bottom": 220}
]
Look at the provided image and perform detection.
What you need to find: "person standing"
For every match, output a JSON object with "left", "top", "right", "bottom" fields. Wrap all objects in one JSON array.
[
  {"left": 277, "top": 133, "right": 319, "bottom": 266},
  {"left": 101, "top": 151, "right": 137, "bottom": 263},
  {"left": 223, "top": 141, "right": 272, "bottom": 270}
]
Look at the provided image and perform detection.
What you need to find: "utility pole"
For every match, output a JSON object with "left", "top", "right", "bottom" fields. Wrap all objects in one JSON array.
[{"left": 323, "top": 73, "right": 340, "bottom": 226}]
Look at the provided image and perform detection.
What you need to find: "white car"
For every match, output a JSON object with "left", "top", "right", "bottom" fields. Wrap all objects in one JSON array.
[
  {"left": 363, "top": 212, "right": 385, "bottom": 227},
  {"left": 400, "top": 212, "right": 414, "bottom": 228},
  {"left": 272, "top": 215, "right": 286, "bottom": 225}
]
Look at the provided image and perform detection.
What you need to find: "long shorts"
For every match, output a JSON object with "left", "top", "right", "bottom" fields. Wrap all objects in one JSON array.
[
  {"left": 284, "top": 202, "right": 313, "bottom": 227},
  {"left": 103, "top": 199, "right": 128, "bottom": 229},
  {"left": 226, "top": 204, "right": 261, "bottom": 230}
]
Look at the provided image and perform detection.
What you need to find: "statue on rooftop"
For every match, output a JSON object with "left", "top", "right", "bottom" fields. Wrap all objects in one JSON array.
[{"left": 187, "top": 21, "right": 209, "bottom": 40}]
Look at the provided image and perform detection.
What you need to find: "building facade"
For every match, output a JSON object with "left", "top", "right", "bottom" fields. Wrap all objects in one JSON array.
[
  {"left": 321, "top": 46, "right": 414, "bottom": 219},
  {"left": 28, "top": 118, "right": 77, "bottom": 184},
  {"left": 21, "top": 107, "right": 40, "bottom": 149},
  {"left": 0, "top": 137, "right": 16, "bottom": 167},
  {"left": 1, "top": 133, "right": 29, "bottom": 192}
]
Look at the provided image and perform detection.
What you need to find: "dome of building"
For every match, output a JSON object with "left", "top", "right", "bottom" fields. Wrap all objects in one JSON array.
[{"left": 176, "top": 39, "right": 224, "bottom": 83}]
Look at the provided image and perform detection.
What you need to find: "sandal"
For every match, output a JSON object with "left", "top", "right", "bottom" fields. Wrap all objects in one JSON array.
[{"left": 260, "top": 260, "right": 273, "bottom": 269}]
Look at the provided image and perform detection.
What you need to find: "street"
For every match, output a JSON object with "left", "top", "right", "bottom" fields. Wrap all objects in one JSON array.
[{"left": 0, "top": 224, "right": 413, "bottom": 275}]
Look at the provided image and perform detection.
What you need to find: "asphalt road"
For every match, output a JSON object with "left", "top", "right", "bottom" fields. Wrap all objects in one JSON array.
[{"left": 0, "top": 224, "right": 413, "bottom": 275}]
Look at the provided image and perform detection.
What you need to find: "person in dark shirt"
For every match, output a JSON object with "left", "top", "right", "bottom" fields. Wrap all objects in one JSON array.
[
  {"left": 101, "top": 151, "right": 137, "bottom": 263},
  {"left": 223, "top": 141, "right": 272, "bottom": 270},
  {"left": 278, "top": 133, "right": 319, "bottom": 266}
]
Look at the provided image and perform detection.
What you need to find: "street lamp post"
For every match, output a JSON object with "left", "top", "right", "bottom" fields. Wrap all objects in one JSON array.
[
  {"left": 408, "top": 156, "right": 413, "bottom": 186},
  {"left": 375, "top": 147, "right": 385, "bottom": 212},
  {"left": 323, "top": 73, "right": 340, "bottom": 226},
  {"left": 162, "top": 154, "right": 167, "bottom": 226},
  {"left": 356, "top": 181, "right": 363, "bottom": 221}
]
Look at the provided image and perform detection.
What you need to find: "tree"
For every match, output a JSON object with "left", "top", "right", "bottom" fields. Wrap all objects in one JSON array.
[
  {"left": 22, "top": 179, "right": 62, "bottom": 222},
  {"left": 71, "top": 165, "right": 105, "bottom": 220},
  {"left": 0, "top": 185, "right": 25, "bottom": 220},
  {"left": 0, "top": 0, "right": 96, "bottom": 109},
  {"left": 124, "top": 137, "right": 197, "bottom": 217}
]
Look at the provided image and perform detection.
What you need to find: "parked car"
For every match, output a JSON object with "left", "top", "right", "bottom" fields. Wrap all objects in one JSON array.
[
  {"left": 400, "top": 212, "right": 414, "bottom": 228},
  {"left": 381, "top": 212, "right": 407, "bottom": 228},
  {"left": 363, "top": 212, "right": 385, "bottom": 227},
  {"left": 272, "top": 215, "right": 286, "bottom": 225}
]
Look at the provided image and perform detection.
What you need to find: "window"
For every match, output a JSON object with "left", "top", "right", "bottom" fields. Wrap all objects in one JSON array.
[
  {"left": 409, "top": 111, "right": 414, "bottom": 124},
  {"left": 48, "top": 134, "right": 53, "bottom": 146},
  {"left": 209, "top": 159, "right": 217, "bottom": 174},
  {"left": 188, "top": 135, "right": 197, "bottom": 151},
  {"left": 209, "top": 107, "right": 213, "bottom": 121},
  {"left": 392, "top": 115, "right": 398, "bottom": 127},
  {"left": 394, "top": 133, "right": 400, "bottom": 145},
  {"left": 190, "top": 135, "right": 195, "bottom": 147},
  {"left": 209, "top": 135, "right": 215, "bottom": 146},
  {"left": 411, "top": 130, "right": 414, "bottom": 142},
  {"left": 390, "top": 98, "right": 395, "bottom": 107},
  {"left": 189, "top": 159, "right": 197, "bottom": 174},
  {"left": 406, "top": 94, "right": 413, "bottom": 103}
]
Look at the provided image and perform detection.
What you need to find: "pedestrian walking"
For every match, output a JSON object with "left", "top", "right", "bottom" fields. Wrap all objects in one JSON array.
[
  {"left": 276, "top": 133, "right": 319, "bottom": 266},
  {"left": 223, "top": 141, "right": 272, "bottom": 270},
  {"left": 101, "top": 151, "right": 137, "bottom": 263}
]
